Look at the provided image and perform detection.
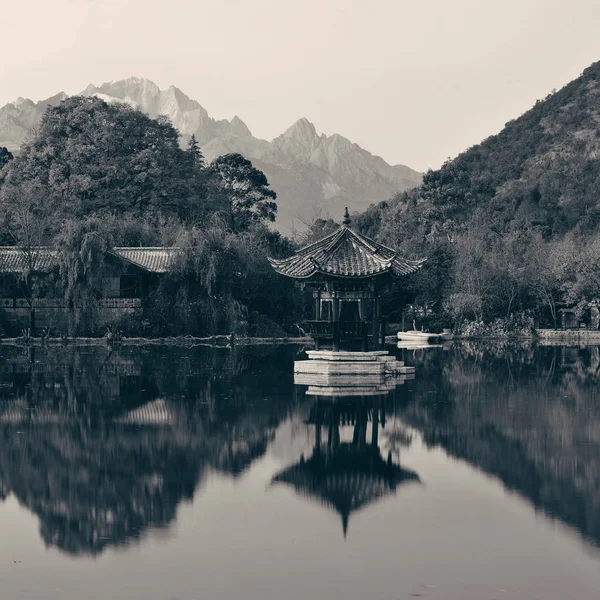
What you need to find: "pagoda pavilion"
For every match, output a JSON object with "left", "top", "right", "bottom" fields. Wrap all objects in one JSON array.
[{"left": 269, "top": 208, "right": 425, "bottom": 352}]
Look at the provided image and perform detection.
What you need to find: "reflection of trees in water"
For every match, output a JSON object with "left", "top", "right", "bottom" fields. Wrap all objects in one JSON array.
[
  {"left": 0, "top": 424, "right": 202, "bottom": 555},
  {"left": 401, "top": 344, "right": 600, "bottom": 548},
  {"left": 0, "top": 345, "right": 299, "bottom": 556}
]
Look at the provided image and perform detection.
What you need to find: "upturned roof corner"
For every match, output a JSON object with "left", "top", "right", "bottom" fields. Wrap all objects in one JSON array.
[{"left": 268, "top": 224, "right": 425, "bottom": 280}]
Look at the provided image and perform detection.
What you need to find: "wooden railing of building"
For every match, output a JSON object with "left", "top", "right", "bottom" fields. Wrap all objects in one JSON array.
[{"left": 304, "top": 321, "right": 384, "bottom": 351}]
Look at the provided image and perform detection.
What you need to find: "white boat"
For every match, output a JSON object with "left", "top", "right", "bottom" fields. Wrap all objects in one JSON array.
[
  {"left": 397, "top": 329, "right": 454, "bottom": 344},
  {"left": 397, "top": 341, "right": 442, "bottom": 350},
  {"left": 397, "top": 331, "right": 431, "bottom": 340}
]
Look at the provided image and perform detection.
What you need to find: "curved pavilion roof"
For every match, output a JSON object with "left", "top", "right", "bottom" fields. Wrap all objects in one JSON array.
[{"left": 268, "top": 224, "right": 425, "bottom": 280}]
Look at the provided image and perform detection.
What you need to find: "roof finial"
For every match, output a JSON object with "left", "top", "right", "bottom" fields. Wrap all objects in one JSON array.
[{"left": 342, "top": 207, "right": 351, "bottom": 227}]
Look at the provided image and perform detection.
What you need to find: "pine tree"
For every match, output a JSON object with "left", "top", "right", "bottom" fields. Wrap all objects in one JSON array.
[
  {"left": 0, "top": 146, "right": 13, "bottom": 170},
  {"left": 186, "top": 134, "right": 205, "bottom": 169}
]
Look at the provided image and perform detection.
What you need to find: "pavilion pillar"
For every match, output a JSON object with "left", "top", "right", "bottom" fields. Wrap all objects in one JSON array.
[
  {"left": 314, "top": 291, "right": 321, "bottom": 320},
  {"left": 371, "top": 292, "right": 380, "bottom": 350},
  {"left": 314, "top": 293, "right": 321, "bottom": 349},
  {"left": 332, "top": 296, "right": 340, "bottom": 321},
  {"left": 332, "top": 295, "right": 340, "bottom": 351},
  {"left": 358, "top": 297, "right": 367, "bottom": 351}
]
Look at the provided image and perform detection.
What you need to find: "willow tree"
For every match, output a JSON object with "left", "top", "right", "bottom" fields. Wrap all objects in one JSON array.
[{"left": 55, "top": 217, "right": 114, "bottom": 335}]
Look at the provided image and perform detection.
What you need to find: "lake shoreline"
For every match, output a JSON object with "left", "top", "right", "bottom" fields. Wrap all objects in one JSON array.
[
  {"left": 2, "top": 329, "right": 599, "bottom": 348},
  {"left": 0, "top": 335, "right": 315, "bottom": 347}
]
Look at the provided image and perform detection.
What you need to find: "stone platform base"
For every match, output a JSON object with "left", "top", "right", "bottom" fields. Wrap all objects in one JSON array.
[
  {"left": 537, "top": 329, "right": 600, "bottom": 344},
  {"left": 295, "top": 350, "right": 415, "bottom": 377},
  {"left": 296, "top": 375, "right": 413, "bottom": 396}
]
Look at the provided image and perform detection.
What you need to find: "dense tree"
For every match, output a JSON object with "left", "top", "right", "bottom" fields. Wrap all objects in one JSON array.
[
  {"left": 0, "top": 147, "right": 13, "bottom": 171},
  {"left": 296, "top": 217, "right": 340, "bottom": 245},
  {"left": 0, "top": 180, "right": 59, "bottom": 332},
  {"left": 0, "top": 96, "right": 209, "bottom": 226},
  {"left": 208, "top": 153, "right": 277, "bottom": 232},
  {"left": 349, "top": 61, "right": 600, "bottom": 332},
  {"left": 146, "top": 220, "right": 302, "bottom": 337}
]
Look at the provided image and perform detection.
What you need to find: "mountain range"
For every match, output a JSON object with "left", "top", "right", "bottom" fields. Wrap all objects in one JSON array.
[{"left": 0, "top": 78, "right": 422, "bottom": 233}]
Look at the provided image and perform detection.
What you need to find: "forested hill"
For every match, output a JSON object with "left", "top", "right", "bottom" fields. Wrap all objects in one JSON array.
[
  {"left": 350, "top": 60, "right": 600, "bottom": 329},
  {"left": 358, "top": 60, "right": 600, "bottom": 242}
]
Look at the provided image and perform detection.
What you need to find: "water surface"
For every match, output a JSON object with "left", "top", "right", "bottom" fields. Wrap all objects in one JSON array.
[{"left": 0, "top": 342, "right": 599, "bottom": 599}]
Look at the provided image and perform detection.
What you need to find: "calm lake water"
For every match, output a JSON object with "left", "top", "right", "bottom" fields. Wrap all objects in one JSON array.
[{"left": 0, "top": 342, "right": 599, "bottom": 600}]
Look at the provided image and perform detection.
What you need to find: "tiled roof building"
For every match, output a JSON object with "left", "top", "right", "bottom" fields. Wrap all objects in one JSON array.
[
  {"left": 0, "top": 246, "right": 179, "bottom": 333},
  {"left": 268, "top": 208, "right": 425, "bottom": 350},
  {"left": 0, "top": 247, "right": 178, "bottom": 274},
  {"left": 111, "top": 248, "right": 178, "bottom": 273},
  {"left": 0, "top": 247, "right": 59, "bottom": 273}
]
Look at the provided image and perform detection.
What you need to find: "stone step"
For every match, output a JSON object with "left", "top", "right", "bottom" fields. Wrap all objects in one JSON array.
[
  {"left": 295, "top": 360, "right": 385, "bottom": 375},
  {"left": 295, "top": 372, "right": 387, "bottom": 386},
  {"left": 305, "top": 350, "right": 389, "bottom": 362},
  {"left": 305, "top": 382, "right": 405, "bottom": 396}
]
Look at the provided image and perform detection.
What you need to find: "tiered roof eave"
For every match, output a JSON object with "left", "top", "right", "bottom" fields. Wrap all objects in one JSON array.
[{"left": 268, "top": 226, "right": 426, "bottom": 280}]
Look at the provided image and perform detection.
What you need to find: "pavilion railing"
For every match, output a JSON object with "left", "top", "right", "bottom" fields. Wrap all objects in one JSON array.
[{"left": 304, "top": 321, "right": 370, "bottom": 339}]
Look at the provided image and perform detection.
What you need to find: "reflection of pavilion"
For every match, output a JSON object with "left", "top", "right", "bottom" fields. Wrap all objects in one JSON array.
[{"left": 272, "top": 389, "right": 419, "bottom": 537}]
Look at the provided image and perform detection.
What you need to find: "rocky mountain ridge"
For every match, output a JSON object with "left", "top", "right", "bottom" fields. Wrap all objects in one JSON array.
[{"left": 0, "top": 77, "right": 422, "bottom": 233}]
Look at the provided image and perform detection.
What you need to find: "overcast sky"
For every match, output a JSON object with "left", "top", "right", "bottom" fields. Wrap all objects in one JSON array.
[{"left": 3, "top": 0, "right": 600, "bottom": 171}]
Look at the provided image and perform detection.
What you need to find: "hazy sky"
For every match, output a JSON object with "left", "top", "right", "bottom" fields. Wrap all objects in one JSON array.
[{"left": 3, "top": 0, "right": 600, "bottom": 171}]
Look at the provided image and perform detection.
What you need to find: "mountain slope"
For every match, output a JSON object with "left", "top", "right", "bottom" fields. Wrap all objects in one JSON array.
[
  {"left": 0, "top": 78, "right": 422, "bottom": 233},
  {"left": 0, "top": 92, "right": 68, "bottom": 151},
  {"left": 358, "top": 60, "right": 600, "bottom": 244}
]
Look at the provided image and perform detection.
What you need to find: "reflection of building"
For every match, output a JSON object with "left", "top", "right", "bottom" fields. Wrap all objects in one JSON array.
[{"left": 272, "top": 384, "right": 419, "bottom": 537}]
